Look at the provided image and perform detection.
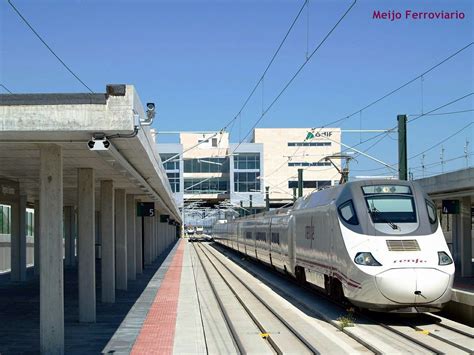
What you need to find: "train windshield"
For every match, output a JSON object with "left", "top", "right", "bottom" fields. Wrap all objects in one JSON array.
[{"left": 363, "top": 185, "right": 417, "bottom": 224}]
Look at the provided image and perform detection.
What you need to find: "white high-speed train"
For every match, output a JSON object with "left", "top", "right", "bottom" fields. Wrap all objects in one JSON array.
[{"left": 213, "top": 180, "right": 454, "bottom": 312}]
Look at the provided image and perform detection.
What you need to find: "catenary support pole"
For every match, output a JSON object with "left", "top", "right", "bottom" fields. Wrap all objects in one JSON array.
[
  {"left": 298, "top": 169, "right": 303, "bottom": 198},
  {"left": 265, "top": 186, "right": 270, "bottom": 211},
  {"left": 398, "top": 114, "right": 407, "bottom": 180}
]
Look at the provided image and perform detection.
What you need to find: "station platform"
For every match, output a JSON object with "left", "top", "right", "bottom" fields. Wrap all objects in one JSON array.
[{"left": 444, "top": 276, "right": 474, "bottom": 326}]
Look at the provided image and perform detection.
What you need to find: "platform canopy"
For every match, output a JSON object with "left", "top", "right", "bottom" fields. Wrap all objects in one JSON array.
[{"left": 0, "top": 84, "right": 181, "bottom": 222}]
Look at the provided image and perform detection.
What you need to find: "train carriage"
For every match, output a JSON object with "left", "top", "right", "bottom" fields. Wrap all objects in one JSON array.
[{"left": 213, "top": 179, "right": 454, "bottom": 312}]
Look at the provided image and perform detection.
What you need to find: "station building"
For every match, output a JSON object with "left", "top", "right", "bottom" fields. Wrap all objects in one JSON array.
[
  {"left": 157, "top": 132, "right": 264, "bottom": 227},
  {"left": 251, "top": 128, "right": 342, "bottom": 206},
  {"left": 156, "top": 127, "right": 342, "bottom": 217}
]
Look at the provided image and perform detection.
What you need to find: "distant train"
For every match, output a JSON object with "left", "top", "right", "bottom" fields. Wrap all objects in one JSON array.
[{"left": 213, "top": 180, "right": 454, "bottom": 312}]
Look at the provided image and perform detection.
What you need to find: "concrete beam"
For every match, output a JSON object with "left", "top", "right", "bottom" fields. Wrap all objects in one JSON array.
[
  {"left": 64, "top": 206, "right": 75, "bottom": 267},
  {"left": 126, "top": 195, "right": 136, "bottom": 280},
  {"left": 115, "top": 189, "right": 127, "bottom": 291},
  {"left": 10, "top": 195, "right": 27, "bottom": 282},
  {"left": 77, "top": 168, "right": 96, "bottom": 322},
  {"left": 34, "top": 199, "right": 40, "bottom": 276},
  {"left": 39, "top": 144, "right": 64, "bottom": 354},
  {"left": 101, "top": 180, "right": 115, "bottom": 303}
]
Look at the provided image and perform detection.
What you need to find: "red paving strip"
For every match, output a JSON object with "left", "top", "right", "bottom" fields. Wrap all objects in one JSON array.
[{"left": 131, "top": 240, "right": 185, "bottom": 355}]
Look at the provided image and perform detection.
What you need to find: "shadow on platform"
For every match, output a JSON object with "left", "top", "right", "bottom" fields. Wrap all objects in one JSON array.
[{"left": 0, "top": 241, "right": 176, "bottom": 355}]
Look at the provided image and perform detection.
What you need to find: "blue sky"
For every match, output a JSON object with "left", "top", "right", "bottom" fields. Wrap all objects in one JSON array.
[{"left": 1, "top": 0, "right": 472, "bottom": 178}]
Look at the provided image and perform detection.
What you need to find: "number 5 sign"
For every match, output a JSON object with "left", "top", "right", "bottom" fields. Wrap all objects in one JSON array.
[{"left": 137, "top": 202, "right": 155, "bottom": 217}]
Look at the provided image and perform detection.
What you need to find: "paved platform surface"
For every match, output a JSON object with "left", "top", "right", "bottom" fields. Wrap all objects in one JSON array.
[{"left": 0, "top": 241, "right": 177, "bottom": 354}]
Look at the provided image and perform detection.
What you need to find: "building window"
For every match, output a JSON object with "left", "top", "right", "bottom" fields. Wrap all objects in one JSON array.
[
  {"left": 288, "top": 142, "right": 331, "bottom": 147},
  {"left": 234, "top": 172, "right": 261, "bottom": 192},
  {"left": 183, "top": 158, "right": 229, "bottom": 173},
  {"left": 288, "top": 180, "right": 331, "bottom": 189},
  {"left": 26, "top": 209, "right": 34, "bottom": 237},
  {"left": 184, "top": 178, "right": 229, "bottom": 194},
  {"left": 160, "top": 153, "right": 180, "bottom": 171},
  {"left": 167, "top": 172, "right": 180, "bottom": 193},
  {"left": 234, "top": 153, "right": 260, "bottom": 170},
  {"left": 288, "top": 162, "right": 331, "bottom": 167},
  {"left": 0, "top": 205, "right": 10, "bottom": 234},
  {"left": 212, "top": 138, "right": 218, "bottom": 147}
]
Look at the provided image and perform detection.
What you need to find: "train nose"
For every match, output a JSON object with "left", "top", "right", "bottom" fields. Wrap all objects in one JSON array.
[{"left": 375, "top": 268, "right": 450, "bottom": 304}]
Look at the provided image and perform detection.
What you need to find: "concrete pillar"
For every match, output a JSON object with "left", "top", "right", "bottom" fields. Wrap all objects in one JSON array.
[
  {"left": 157, "top": 220, "right": 161, "bottom": 255},
  {"left": 77, "top": 168, "right": 96, "bottom": 323},
  {"left": 144, "top": 216, "right": 153, "bottom": 265},
  {"left": 10, "top": 195, "right": 27, "bottom": 281},
  {"left": 64, "top": 206, "right": 75, "bottom": 267},
  {"left": 39, "top": 144, "right": 64, "bottom": 354},
  {"left": 153, "top": 215, "right": 160, "bottom": 259},
  {"left": 126, "top": 195, "right": 136, "bottom": 281},
  {"left": 135, "top": 213, "right": 143, "bottom": 274},
  {"left": 115, "top": 189, "right": 127, "bottom": 291},
  {"left": 34, "top": 199, "right": 40, "bottom": 275},
  {"left": 101, "top": 180, "right": 115, "bottom": 303},
  {"left": 152, "top": 217, "right": 156, "bottom": 261},
  {"left": 454, "top": 196, "right": 472, "bottom": 277}
]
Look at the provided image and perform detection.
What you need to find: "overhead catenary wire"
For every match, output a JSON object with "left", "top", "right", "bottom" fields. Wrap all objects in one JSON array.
[
  {"left": 409, "top": 122, "right": 473, "bottom": 161},
  {"left": 233, "top": 0, "right": 357, "bottom": 153},
  {"left": 7, "top": 0, "right": 94, "bottom": 93},
  {"left": 267, "top": 42, "right": 474, "bottom": 178},
  {"left": 0, "top": 84, "right": 13, "bottom": 94},
  {"left": 163, "top": 0, "right": 309, "bottom": 166}
]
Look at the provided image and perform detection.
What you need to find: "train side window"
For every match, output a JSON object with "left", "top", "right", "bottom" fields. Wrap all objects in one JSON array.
[
  {"left": 271, "top": 232, "right": 280, "bottom": 244},
  {"left": 246, "top": 232, "right": 252, "bottom": 239},
  {"left": 338, "top": 200, "right": 359, "bottom": 225},
  {"left": 426, "top": 200, "right": 437, "bottom": 225},
  {"left": 256, "top": 232, "right": 266, "bottom": 241}
]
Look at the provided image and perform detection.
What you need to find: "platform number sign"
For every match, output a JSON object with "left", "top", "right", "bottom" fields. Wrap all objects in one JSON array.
[
  {"left": 442, "top": 200, "right": 459, "bottom": 215},
  {"left": 137, "top": 202, "right": 155, "bottom": 217}
]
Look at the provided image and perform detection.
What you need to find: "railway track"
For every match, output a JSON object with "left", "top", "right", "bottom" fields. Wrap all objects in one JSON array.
[
  {"left": 205, "top": 241, "right": 474, "bottom": 354},
  {"left": 192, "top": 242, "right": 320, "bottom": 354}
]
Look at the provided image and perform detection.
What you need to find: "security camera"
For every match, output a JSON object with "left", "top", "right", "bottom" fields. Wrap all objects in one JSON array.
[
  {"left": 146, "top": 102, "right": 156, "bottom": 120},
  {"left": 87, "top": 137, "right": 110, "bottom": 151}
]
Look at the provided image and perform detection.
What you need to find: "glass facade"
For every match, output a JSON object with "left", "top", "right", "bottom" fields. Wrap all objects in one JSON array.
[
  {"left": 160, "top": 153, "right": 181, "bottom": 193},
  {"left": 234, "top": 153, "right": 260, "bottom": 170},
  {"left": 166, "top": 172, "right": 180, "bottom": 193},
  {"left": 234, "top": 172, "right": 261, "bottom": 192},
  {"left": 184, "top": 158, "right": 229, "bottom": 173},
  {"left": 160, "top": 153, "right": 180, "bottom": 170},
  {"left": 184, "top": 178, "right": 229, "bottom": 194}
]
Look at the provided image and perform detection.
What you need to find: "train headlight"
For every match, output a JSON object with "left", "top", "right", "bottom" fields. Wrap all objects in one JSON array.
[
  {"left": 438, "top": 251, "right": 453, "bottom": 265},
  {"left": 354, "top": 252, "right": 382, "bottom": 266}
]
